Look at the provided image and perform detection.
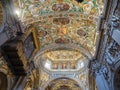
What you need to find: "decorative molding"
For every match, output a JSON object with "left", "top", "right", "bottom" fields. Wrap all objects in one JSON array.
[{"left": 105, "top": 39, "right": 120, "bottom": 67}]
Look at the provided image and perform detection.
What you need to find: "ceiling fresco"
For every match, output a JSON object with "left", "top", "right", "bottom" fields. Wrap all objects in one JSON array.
[
  {"left": 42, "top": 50, "right": 85, "bottom": 61},
  {"left": 13, "top": 0, "right": 104, "bottom": 62}
]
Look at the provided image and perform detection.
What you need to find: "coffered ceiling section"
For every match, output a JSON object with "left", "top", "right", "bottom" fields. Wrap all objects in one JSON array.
[{"left": 13, "top": 0, "right": 103, "bottom": 57}]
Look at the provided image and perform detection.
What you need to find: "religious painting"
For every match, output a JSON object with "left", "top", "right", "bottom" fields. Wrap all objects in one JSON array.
[
  {"left": 70, "top": 62, "right": 76, "bottom": 69},
  {"left": 38, "top": 30, "right": 48, "bottom": 37},
  {"left": 53, "top": 18, "right": 70, "bottom": 25},
  {"left": 53, "top": 63, "right": 58, "bottom": 69},
  {"left": 55, "top": 38, "right": 70, "bottom": 44},
  {"left": 52, "top": 3, "right": 70, "bottom": 11},
  {"left": 77, "top": 29, "right": 86, "bottom": 37},
  {"left": 62, "top": 63, "right": 67, "bottom": 69}
]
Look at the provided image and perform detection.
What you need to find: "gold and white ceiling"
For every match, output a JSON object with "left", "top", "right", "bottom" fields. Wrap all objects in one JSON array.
[{"left": 13, "top": 0, "right": 103, "bottom": 64}]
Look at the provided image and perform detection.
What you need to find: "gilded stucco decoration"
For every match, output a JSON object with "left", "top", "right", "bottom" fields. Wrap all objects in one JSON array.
[
  {"left": 0, "top": 56, "right": 11, "bottom": 75},
  {"left": 0, "top": 1, "right": 3, "bottom": 26},
  {"left": 40, "top": 71, "right": 49, "bottom": 82},
  {"left": 13, "top": 0, "right": 103, "bottom": 62},
  {"left": 39, "top": 71, "right": 49, "bottom": 88},
  {"left": 42, "top": 50, "right": 84, "bottom": 61}
]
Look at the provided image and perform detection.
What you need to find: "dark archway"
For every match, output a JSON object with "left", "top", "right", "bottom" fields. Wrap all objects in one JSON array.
[
  {"left": 114, "top": 67, "right": 120, "bottom": 90},
  {"left": 0, "top": 72, "right": 7, "bottom": 90}
]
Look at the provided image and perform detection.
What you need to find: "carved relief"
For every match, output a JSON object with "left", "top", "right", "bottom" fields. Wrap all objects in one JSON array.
[
  {"left": 90, "top": 60, "right": 101, "bottom": 73},
  {"left": 107, "top": 41, "right": 120, "bottom": 59},
  {"left": 110, "top": 16, "right": 120, "bottom": 28},
  {"left": 108, "top": 1, "right": 120, "bottom": 33},
  {"left": 100, "top": 65, "right": 109, "bottom": 80},
  {"left": 0, "top": 57, "right": 4, "bottom": 67},
  {"left": 89, "top": 59, "right": 111, "bottom": 84},
  {"left": 0, "top": 56, "right": 9, "bottom": 72},
  {"left": 24, "top": 78, "right": 33, "bottom": 90},
  {"left": 113, "top": 0, "right": 120, "bottom": 18},
  {"left": 0, "top": 56, "right": 15, "bottom": 90}
]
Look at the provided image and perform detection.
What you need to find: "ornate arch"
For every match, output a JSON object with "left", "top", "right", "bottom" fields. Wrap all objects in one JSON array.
[
  {"left": 44, "top": 77, "right": 82, "bottom": 90},
  {"left": 34, "top": 43, "right": 93, "bottom": 65}
]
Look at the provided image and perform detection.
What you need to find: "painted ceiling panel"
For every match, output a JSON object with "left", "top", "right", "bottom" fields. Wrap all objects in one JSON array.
[
  {"left": 42, "top": 50, "right": 84, "bottom": 61},
  {"left": 13, "top": 0, "right": 103, "bottom": 62}
]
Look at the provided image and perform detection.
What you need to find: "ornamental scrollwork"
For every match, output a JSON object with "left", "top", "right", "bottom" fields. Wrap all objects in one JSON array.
[
  {"left": 0, "top": 56, "right": 12, "bottom": 76},
  {"left": 89, "top": 60, "right": 110, "bottom": 81},
  {"left": 104, "top": 15, "right": 120, "bottom": 36},
  {"left": 110, "top": 15, "right": 120, "bottom": 28},
  {"left": 113, "top": 0, "right": 120, "bottom": 19},
  {"left": 100, "top": 65, "right": 109, "bottom": 80},
  {"left": 89, "top": 60, "right": 101, "bottom": 77},
  {"left": 107, "top": 40, "right": 120, "bottom": 61},
  {"left": 107, "top": 0, "right": 120, "bottom": 33}
]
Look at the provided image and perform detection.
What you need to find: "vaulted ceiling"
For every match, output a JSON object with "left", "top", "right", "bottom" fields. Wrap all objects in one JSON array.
[{"left": 13, "top": 0, "right": 104, "bottom": 63}]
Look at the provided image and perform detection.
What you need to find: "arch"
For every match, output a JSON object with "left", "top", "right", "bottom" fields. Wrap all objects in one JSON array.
[
  {"left": 39, "top": 76, "right": 85, "bottom": 90},
  {"left": 34, "top": 43, "right": 92, "bottom": 64},
  {"left": 44, "top": 77, "right": 82, "bottom": 90}
]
